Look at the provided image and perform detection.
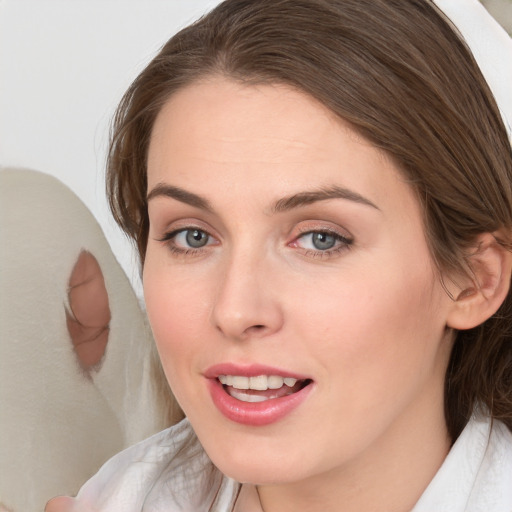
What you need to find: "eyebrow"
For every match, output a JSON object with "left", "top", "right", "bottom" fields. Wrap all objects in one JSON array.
[
  {"left": 272, "top": 185, "right": 379, "bottom": 213},
  {"left": 147, "top": 183, "right": 214, "bottom": 212},
  {"left": 146, "top": 183, "right": 379, "bottom": 213}
]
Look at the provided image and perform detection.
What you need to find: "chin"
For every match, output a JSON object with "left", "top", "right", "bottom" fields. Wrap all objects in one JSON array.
[
  {"left": 216, "top": 458, "right": 306, "bottom": 486},
  {"left": 198, "top": 432, "right": 314, "bottom": 485}
]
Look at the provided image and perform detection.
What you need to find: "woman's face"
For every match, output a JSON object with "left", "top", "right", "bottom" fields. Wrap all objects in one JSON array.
[{"left": 144, "top": 78, "right": 455, "bottom": 485}]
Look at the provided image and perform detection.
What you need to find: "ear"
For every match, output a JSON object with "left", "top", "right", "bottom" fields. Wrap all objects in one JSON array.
[{"left": 447, "top": 233, "right": 512, "bottom": 330}]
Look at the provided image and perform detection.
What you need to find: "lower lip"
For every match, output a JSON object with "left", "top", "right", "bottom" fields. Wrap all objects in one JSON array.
[{"left": 207, "top": 378, "right": 313, "bottom": 426}]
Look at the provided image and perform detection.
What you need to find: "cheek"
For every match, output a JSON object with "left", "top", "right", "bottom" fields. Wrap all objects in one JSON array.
[
  {"left": 143, "top": 262, "right": 211, "bottom": 393},
  {"left": 294, "top": 260, "right": 448, "bottom": 400}
]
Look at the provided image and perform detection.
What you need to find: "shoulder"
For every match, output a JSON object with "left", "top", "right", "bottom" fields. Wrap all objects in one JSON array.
[
  {"left": 413, "top": 414, "right": 512, "bottom": 511},
  {"left": 74, "top": 419, "right": 239, "bottom": 511}
]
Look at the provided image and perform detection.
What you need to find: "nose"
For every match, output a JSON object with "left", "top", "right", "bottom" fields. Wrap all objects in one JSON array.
[{"left": 211, "top": 249, "right": 284, "bottom": 341}]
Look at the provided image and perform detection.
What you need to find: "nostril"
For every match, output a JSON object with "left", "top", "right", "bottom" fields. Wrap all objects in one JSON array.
[{"left": 244, "top": 324, "right": 266, "bottom": 336}]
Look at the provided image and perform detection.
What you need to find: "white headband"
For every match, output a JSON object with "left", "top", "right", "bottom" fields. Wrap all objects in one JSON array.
[{"left": 433, "top": 0, "right": 512, "bottom": 139}]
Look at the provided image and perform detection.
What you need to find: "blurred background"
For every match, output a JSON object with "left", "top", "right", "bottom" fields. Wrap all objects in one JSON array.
[
  {"left": 482, "top": 0, "right": 512, "bottom": 35},
  {"left": 482, "top": 0, "right": 512, "bottom": 34}
]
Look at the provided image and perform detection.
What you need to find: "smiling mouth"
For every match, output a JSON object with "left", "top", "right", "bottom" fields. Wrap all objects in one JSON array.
[{"left": 218, "top": 374, "right": 312, "bottom": 403}]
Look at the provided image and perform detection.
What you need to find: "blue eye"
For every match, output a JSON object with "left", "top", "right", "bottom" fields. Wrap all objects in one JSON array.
[
  {"left": 310, "top": 232, "right": 337, "bottom": 250},
  {"left": 295, "top": 230, "right": 352, "bottom": 253},
  {"left": 158, "top": 227, "right": 215, "bottom": 255},
  {"left": 174, "top": 229, "right": 211, "bottom": 249},
  {"left": 186, "top": 229, "right": 209, "bottom": 248}
]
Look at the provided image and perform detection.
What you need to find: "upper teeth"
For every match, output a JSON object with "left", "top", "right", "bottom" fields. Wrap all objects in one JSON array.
[{"left": 218, "top": 375, "right": 298, "bottom": 390}]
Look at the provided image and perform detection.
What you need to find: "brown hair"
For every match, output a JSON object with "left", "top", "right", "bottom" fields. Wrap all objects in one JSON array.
[{"left": 106, "top": 0, "right": 512, "bottom": 440}]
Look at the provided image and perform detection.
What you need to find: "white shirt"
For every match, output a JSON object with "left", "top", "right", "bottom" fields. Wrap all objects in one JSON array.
[
  {"left": 412, "top": 415, "right": 512, "bottom": 511},
  {"left": 72, "top": 413, "right": 512, "bottom": 511}
]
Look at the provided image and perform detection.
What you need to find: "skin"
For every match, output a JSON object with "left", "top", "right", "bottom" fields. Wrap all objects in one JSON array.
[
  {"left": 143, "top": 77, "right": 459, "bottom": 512},
  {"left": 66, "top": 250, "right": 110, "bottom": 372}
]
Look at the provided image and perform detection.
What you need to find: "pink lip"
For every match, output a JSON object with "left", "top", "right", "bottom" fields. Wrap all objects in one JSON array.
[{"left": 204, "top": 363, "right": 313, "bottom": 426}]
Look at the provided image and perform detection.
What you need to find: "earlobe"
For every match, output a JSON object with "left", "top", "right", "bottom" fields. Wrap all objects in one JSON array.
[{"left": 447, "top": 233, "right": 512, "bottom": 331}]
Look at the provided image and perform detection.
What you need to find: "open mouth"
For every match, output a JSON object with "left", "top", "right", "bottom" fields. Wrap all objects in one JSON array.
[{"left": 218, "top": 374, "right": 312, "bottom": 403}]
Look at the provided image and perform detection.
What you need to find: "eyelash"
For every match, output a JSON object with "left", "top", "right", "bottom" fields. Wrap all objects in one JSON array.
[
  {"left": 292, "top": 228, "right": 353, "bottom": 259},
  {"left": 158, "top": 228, "right": 215, "bottom": 257},
  {"left": 157, "top": 226, "right": 353, "bottom": 259}
]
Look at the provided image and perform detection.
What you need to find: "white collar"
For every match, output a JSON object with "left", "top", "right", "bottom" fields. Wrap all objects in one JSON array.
[{"left": 412, "top": 414, "right": 512, "bottom": 511}]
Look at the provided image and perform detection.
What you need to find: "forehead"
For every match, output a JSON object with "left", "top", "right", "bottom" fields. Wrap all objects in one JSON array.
[
  {"left": 147, "top": 77, "right": 415, "bottom": 215},
  {"left": 149, "top": 78, "right": 347, "bottom": 161}
]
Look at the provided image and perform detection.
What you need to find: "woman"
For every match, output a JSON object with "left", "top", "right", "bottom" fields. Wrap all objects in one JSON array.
[{"left": 47, "top": 0, "right": 512, "bottom": 510}]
